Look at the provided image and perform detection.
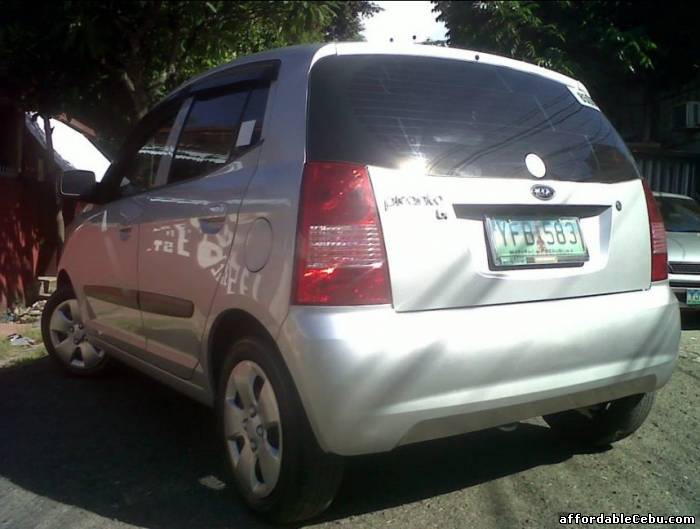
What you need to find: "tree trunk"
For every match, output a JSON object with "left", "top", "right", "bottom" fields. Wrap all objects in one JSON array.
[
  {"left": 120, "top": 69, "right": 149, "bottom": 120},
  {"left": 642, "top": 84, "right": 656, "bottom": 143},
  {"left": 42, "top": 116, "right": 65, "bottom": 257}
]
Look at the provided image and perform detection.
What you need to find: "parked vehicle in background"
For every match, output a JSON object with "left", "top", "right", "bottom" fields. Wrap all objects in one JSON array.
[
  {"left": 654, "top": 191, "right": 700, "bottom": 308},
  {"left": 42, "top": 43, "right": 680, "bottom": 522}
]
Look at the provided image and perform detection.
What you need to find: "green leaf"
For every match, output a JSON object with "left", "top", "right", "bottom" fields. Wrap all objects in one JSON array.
[{"left": 0, "top": 0, "right": 379, "bottom": 151}]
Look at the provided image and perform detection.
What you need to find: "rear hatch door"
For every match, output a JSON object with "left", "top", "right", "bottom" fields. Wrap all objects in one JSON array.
[
  {"left": 369, "top": 171, "right": 649, "bottom": 311},
  {"left": 307, "top": 52, "right": 650, "bottom": 311}
]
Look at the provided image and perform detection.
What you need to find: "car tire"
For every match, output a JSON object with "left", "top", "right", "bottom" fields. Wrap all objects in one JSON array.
[
  {"left": 218, "top": 336, "right": 344, "bottom": 523},
  {"left": 543, "top": 392, "right": 655, "bottom": 447},
  {"left": 41, "top": 287, "right": 111, "bottom": 376}
]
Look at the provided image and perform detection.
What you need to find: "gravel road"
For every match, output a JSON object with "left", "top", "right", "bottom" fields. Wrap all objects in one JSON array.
[{"left": 1, "top": 325, "right": 698, "bottom": 529}]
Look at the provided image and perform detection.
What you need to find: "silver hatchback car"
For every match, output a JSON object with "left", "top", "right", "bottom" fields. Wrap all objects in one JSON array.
[{"left": 43, "top": 43, "right": 680, "bottom": 522}]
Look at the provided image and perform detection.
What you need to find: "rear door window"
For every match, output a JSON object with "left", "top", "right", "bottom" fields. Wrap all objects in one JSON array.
[
  {"left": 308, "top": 55, "right": 639, "bottom": 182},
  {"left": 168, "top": 85, "right": 269, "bottom": 184}
]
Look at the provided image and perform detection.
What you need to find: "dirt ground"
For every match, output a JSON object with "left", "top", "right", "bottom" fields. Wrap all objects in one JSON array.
[
  {"left": 0, "top": 321, "right": 698, "bottom": 529},
  {"left": 0, "top": 322, "right": 37, "bottom": 337}
]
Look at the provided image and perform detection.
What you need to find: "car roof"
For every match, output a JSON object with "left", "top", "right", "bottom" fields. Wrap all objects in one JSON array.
[
  {"left": 653, "top": 191, "right": 694, "bottom": 200},
  {"left": 327, "top": 42, "right": 583, "bottom": 88},
  {"left": 166, "top": 42, "right": 588, "bottom": 102}
]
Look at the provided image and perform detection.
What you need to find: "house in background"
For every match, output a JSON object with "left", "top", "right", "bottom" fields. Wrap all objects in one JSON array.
[
  {"left": 607, "top": 77, "right": 700, "bottom": 196},
  {"left": 0, "top": 96, "right": 109, "bottom": 310}
]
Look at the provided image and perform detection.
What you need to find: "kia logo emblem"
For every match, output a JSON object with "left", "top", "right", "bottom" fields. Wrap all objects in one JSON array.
[{"left": 531, "top": 185, "right": 555, "bottom": 201}]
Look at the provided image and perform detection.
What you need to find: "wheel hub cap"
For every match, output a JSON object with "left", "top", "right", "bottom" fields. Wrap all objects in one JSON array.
[
  {"left": 223, "top": 360, "right": 282, "bottom": 499},
  {"left": 48, "top": 299, "right": 104, "bottom": 369}
]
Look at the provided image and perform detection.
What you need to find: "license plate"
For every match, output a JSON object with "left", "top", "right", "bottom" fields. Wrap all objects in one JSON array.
[
  {"left": 485, "top": 216, "right": 588, "bottom": 268},
  {"left": 687, "top": 289, "right": 700, "bottom": 305}
]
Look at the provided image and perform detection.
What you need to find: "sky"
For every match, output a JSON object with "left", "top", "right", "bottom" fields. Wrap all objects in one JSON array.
[
  {"left": 35, "top": 116, "right": 110, "bottom": 180},
  {"left": 360, "top": 1, "right": 447, "bottom": 44}
]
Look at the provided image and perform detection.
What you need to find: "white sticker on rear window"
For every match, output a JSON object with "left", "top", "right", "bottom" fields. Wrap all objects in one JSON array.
[
  {"left": 567, "top": 85, "right": 600, "bottom": 111},
  {"left": 235, "top": 120, "right": 256, "bottom": 147}
]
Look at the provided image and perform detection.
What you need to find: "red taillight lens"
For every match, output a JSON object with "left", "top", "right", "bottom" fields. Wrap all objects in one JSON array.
[
  {"left": 293, "top": 161, "right": 391, "bottom": 305},
  {"left": 642, "top": 179, "right": 668, "bottom": 282}
]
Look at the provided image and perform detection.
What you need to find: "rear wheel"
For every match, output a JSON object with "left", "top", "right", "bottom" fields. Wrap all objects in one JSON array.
[
  {"left": 543, "top": 392, "right": 655, "bottom": 447},
  {"left": 218, "top": 337, "right": 343, "bottom": 522},
  {"left": 41, "top": 287, "right": 111, "bottom": 376}
]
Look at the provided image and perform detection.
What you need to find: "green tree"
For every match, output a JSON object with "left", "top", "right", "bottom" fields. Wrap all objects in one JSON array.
[
  {"left": 325, "top": 1, "right": 381, "bottom": 41},
  {"left": 433, "top": 1, "right": 699, "bottom": 140},
  {"left": 0, "top": 0, "right": 378, "bottom": 153}
]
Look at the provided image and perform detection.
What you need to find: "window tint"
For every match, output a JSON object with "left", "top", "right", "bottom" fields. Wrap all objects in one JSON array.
[
  {"left": 234, "top": 86, "right": 268, "bottom": 155},
  {"left": 119, "top": 111, "right": 177, "bottom": 197},
  {"left": 656, "top": 195, "right": 700, "bottom": 233},
  {"left": 168, "top": 86, "right": 269, "bottom": 184},
  {"left": 308, "top": 55, "right": 639, "bottom": 183}
]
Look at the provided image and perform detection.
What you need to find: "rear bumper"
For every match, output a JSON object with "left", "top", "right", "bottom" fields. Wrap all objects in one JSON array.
[
  {"left": 669, "top": 272, "right": 700, "bottom": 308},
  {"left": 277, "top": 285, "right": 680, "bottom": 456}
]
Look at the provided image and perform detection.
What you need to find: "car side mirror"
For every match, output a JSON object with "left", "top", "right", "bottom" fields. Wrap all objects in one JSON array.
[{"left": 59, "top": 170, "right": 97, "bottom": 201}]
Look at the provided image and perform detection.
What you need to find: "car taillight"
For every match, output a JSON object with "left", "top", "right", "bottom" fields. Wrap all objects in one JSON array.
[
  {"left": 293, "top": 161, "right": 391, "bottom": 305},
  {"left": 642, "top": 179, "right": 667, "bottom": 282}
]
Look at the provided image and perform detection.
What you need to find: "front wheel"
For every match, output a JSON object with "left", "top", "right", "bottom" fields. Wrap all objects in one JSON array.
[
  {"left": 41, "top": 287, "right": 111, "bottom": 376},
  {"left": 218, "top": 337, "right": 343, "bottom": 523},
  {"left": 543, "top": 392, "right": 655, "bottom": 447}
]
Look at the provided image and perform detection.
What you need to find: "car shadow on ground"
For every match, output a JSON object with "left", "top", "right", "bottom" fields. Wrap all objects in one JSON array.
[{"left": 0, "top": 357, "right": 599, "bottom": 529}]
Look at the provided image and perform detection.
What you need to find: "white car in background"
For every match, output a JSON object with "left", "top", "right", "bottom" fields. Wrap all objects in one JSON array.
[{"left": 654, "top": 192, "right": 700, "bottom": 308}]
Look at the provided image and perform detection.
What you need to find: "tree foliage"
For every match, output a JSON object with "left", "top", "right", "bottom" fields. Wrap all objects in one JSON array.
[
  {"left": 0, "top": 1, "right": 379, "bottom": 153},
  {"left": 325, "top": 1, "right": 381, "bottom": 42},
  {"left": 433, "top": 1, "right": 699, "bottom": 116}
]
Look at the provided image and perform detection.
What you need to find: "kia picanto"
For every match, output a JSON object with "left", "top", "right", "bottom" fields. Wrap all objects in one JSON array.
[{"left": 42, "top": 43, "right": 680, "bottom": 522}]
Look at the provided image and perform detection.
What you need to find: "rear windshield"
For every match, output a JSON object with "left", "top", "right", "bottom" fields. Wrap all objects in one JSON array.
[
  {"left": 307, "top": 55, "right": 639, "bottom": 182},
  {"left": 656, "top": 195, "right": 700, "bottom": 232}
]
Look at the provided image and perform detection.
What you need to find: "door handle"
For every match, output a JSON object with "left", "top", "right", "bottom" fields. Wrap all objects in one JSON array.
[
  {"left": 199, "top": 215, "right": 226, "bottom": 224},
  {"left": 118, "top": 225, "right": 133, "bottom": 240},
  {"left": 198, "top": 216, "right": 225, "bottom": 234},
  {"left": 206, "top": 203, "right": 226, "bottom": 216},
  {"left": 198, "top": 203, "right": 227, "bottom": 233}
]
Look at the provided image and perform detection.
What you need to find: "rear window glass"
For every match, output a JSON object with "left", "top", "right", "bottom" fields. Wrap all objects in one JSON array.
[
  {"left": 656, "top": 195, "right": 700, "bottom": 232},
  {"left": 307, "top": 55, "right": 639, "bottom": 182}
]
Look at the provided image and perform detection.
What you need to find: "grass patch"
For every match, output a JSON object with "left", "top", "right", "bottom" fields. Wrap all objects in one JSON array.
[{"left": 0, "top": 324, "right": 47, "bottom": 368}]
